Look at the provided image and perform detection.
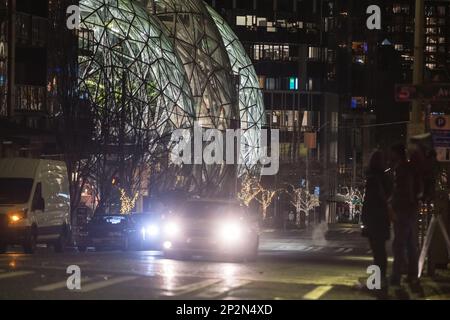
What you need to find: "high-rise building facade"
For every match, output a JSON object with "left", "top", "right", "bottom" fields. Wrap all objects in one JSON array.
[
  {"left": 0, "top": 0, "right": 79, "bottom": 158},
  {"left": 205, "top": 0, "right": 340, "bottom": 223}
]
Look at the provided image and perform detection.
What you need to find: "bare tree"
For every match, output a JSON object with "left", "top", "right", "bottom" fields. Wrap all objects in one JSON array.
[
  {"left": 342, "top": 187, "right": 364, "bottom": 221},
  {"left": 254, "top": 184, "right": 278, "bottom": 220},
  {"left": 286, "top": 185, "right": 320, "bottom": 227},
  {"left": 238, "top": 175, "right": 261, "bottom": 206}
]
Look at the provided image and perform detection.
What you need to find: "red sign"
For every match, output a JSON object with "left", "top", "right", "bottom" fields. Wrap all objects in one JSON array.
[{"left": 395, "top": 84, "right": 417, "bottom": 102}]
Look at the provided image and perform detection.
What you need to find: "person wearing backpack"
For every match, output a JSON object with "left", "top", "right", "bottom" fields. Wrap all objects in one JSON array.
[{"left": 389, "top": 144, "right": 421, "bottom": 286}]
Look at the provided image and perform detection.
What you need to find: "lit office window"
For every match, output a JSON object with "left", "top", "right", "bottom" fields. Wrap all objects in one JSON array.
[
  {"left": 308, "top": 47, "right": 321, "bottom": 60},
  {"left": 266, "top": 78, "right": 276, "bottom": 90},
  {"left": 289, "top": 77, "right": 298, "bottom": 90},
  {"left": 236, "top": 16, "right": 246, "bottom": 26}
]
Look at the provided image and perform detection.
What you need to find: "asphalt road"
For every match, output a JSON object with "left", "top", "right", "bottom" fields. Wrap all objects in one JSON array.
[{"left": 0, "top": 224, "right": 449, "bottom": 300}]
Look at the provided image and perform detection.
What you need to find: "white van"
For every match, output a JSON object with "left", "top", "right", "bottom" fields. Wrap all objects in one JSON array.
[{"left": 0, "top": 158, "right": 71, "bottom": 254}]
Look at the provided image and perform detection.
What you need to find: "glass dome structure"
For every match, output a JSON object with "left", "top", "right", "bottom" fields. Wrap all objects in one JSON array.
[
  {"left": 143, "top": 0, "right": 237, "bottom": 130},
  {"left": 78, "top": 0, "right": 265, "bottom": 197},
  {"left": 78, "top": 0, "right": 195, "bottom": 148},
  {"left": 206, "top": 3, "right": 265, "bottom": 175}
]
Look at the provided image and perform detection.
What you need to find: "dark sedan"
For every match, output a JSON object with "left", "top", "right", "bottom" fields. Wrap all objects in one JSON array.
[{"left": 77, "top": 214, "right": 137, "bottom": 252}]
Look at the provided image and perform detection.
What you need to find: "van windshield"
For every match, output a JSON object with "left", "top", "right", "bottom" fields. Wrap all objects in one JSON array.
[{"left": 0, "top": 178, "right": 34, "bottom": 205}]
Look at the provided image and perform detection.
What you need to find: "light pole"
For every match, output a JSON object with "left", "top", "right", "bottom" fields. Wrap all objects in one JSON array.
[{"left": 410, "top": 0, "right": 425, "bottom": 138}]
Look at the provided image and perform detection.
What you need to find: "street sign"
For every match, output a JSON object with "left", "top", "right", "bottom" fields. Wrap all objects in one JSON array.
[
  {"left": 435, "top": 147, "right": 450, "bottom": 162},
  {"left": 430, "top": 115, "right": 450, "bottom": 131},
  {"left": 432, "top": 131, "right": 450, "bottom": 147},
  {"left": 395, "top": 83, "right": 450, "bottom": 102},
  {"left": 395, "top": 84, "right": 417, "bottom": 102},
  {"left": 430, "top": 115, "right": 450, "bottom": 162}
]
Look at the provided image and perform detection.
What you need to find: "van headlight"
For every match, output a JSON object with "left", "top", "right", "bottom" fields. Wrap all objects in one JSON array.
[
  {"left": 8, "top": 209, "right": 28, "bottom": 224},
  {"left": 218, "top": 221, "right": 243, "bottom": 243}
]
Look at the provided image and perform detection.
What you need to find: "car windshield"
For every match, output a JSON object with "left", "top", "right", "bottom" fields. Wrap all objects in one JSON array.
[
  {"left": 179, "top": 202, "right": 245, "bottom": 218},
  {"left": 0, "top": 178, "right": 34, "bottom": 205}
]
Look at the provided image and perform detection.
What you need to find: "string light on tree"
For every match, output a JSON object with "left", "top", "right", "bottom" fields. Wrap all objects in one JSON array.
[{"left": 119, "top": 188, "right": 139, "bottom": 215}]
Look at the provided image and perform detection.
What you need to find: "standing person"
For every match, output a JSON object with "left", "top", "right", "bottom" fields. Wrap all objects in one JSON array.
[
  {"left": 389, "top": 144, "right": 421, "bottom": 286},
  {"left": 362, "top": 150, "right": 393, "bottom": 286}
]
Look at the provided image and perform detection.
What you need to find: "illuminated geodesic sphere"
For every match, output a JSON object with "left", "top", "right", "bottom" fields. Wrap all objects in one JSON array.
[
  {"left": 206, "top": 4, "right": 265, "bottom": 176},
  {"left": 144, "top": 0, "right": 237, "bottom": 130},
  {"left": 78, "top": 0, "right": 194, "bottom": 148}
]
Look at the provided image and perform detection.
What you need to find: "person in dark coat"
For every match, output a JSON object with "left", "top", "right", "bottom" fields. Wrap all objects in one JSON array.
[
  {"left": 362, "top": 150, "right": 393, "bottom": 282},
  {"left": 389, "top": 143, "right": 421, "bottom": 286}
]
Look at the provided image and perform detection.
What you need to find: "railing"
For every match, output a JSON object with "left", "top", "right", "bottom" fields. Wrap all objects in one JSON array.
[
  {"left": 15, "top": 12, "right": 47, "bottom": 47},
  {"left": 15, "top": 85, "right": 46, "bottom": 112}
]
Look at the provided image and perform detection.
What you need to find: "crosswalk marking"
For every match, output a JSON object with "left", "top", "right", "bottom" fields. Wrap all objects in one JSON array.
[
  {"left": 195, "top": 280, "right": 251, "bottom": 299},
  {"left": 33, "top": 276, "right": 91, "bottom": 292},
  {"left": 0, "top": 270, "right": 34, "bottom": 280},
  {"left": 166, "top": 279, "right": 222, "bottom": 297},
  {"left": 34, "top": 280, "right": 71, "bottom": 292},
  {"left": 80, "top": 276, "right": 137, "bottom": 292},
  {"left": 344, "top": 248, "right": 353, "bottom": 253},
  {"left": 334, "top": 248, "right": 346, "bottom": 253},
  {"left": 312, "top": 247, "right": 323, "bottom": 252},
  {"left": 303, "top": 246, "right": 314, "bottom": 252},
  {"left": 303, "top": 285, "right": 333, "bottom": 300},
  {"left": 339, "top": 229, "right": 357, "bottom": 234}
]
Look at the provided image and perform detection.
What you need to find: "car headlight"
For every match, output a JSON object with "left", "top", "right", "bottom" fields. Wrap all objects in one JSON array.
[
  {"left": 164, "top": 222, "right": 180, "bottom": 237},
  {"left": 219, "top": 221, "right": 243, "bottom": 242},
  {"left": 146, "top": 225, "right": 159, "bottom": 237}
]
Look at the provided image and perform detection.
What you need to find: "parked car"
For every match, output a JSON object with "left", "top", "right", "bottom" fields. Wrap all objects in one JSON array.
[
  {"left": 0, "top": 158, "right": 71, "bottom": 254},
  {"left": 130, "top": 212, "right": 162, "bottom": 250},
  {"left": 162, "top": 199, "right": 260, "bottom": 261},
  {"left": 77, "top": 214, "right": 137, "bottom": 252}
]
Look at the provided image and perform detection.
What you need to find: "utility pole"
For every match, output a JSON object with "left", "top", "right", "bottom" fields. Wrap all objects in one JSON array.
[
  {"left": 7, "top": 0, "right": 15, "bottom": 118},
  {"left": 410, "top": 0, "right": 425, "bottom": 137}
]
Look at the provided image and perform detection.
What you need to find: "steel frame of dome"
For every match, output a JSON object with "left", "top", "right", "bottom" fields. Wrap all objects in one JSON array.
[
  {"left": 78, "top": 0, "right": 195, "bottom": 150},
  {"left": 143, "top": 0, "right": 237, "bottom": 131},
  {"left": 79, "top": 0, "right": 265, "bottom": 196},
  {"left": 206, "top": 3, "right": 265, "bottom": 175}
]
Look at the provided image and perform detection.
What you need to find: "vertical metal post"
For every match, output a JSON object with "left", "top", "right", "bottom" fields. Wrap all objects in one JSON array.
[
  {"left": 410, "top": 0, "right": 425, "bottom": 136},
  {"left": 7, "top": 0, "right": 15, "bottom": 118}
]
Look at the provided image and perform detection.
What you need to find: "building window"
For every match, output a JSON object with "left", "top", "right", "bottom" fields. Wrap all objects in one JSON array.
[
  {"left": 266, "top": 78, "right": 276, "bottom": 90},
  {"left": 289, "top": 77, "right": 298, "bottom": 90},
  {"left": 425, "top": 45, "right": 437, "bottom": 53},
  {"left": 258, "top": 75, "right": 266, "bottom": 89},
  {"left": 252, "top": 44, "right": 292, "bottom": 61},
  {"left": 236, "top": 16, "right": 246, "bottom": 26},
  {"left": 308, "top": 46, "right": 321, "bottom": 60},
  {"left": 437, "top": 6, "right": 446, "bottom": 16}
]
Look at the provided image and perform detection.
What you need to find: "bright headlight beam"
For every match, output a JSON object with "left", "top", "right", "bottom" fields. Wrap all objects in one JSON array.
[
  {"left": 219, "top": 221, "right": 243, "bottom": 242},
  {"left": 146, "top": 225, "right": 159, "bottom": 237},
  {"left": 164, "top": 222, "right": 180, "bottom": 237}
]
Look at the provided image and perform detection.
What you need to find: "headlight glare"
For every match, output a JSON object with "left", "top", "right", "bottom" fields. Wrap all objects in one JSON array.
[
  {"left": 219, "top": 221, "right": 243, "bottom": 242},
  {"left": 164, "top": 222, "right": 180, "bottom": 237}
]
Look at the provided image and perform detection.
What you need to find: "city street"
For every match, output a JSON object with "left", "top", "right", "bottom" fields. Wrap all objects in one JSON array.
[{"left": 0, "top": 224, "right": 449, "bottom": 300}]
